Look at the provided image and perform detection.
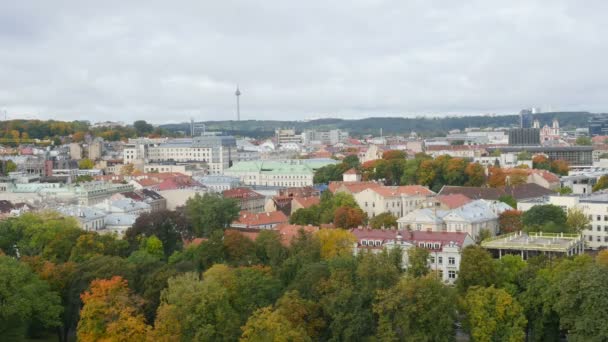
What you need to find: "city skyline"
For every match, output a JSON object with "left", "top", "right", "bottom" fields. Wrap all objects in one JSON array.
[{"left": 2, "top": 1, "right": 608, "bottom": 123}]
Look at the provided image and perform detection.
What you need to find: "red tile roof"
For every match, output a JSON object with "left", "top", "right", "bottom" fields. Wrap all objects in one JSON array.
[
  {"left": 276, "top": 224, "right": 319, "bottom": 246},
  {"left": 328, "top": 181, "right": 382, "bottom": 194},
  {"left": 223, "top": 187, "right": 264, "bottom": 200},
  {"left": 232, "top": 211, "right": 289, "bottom": 227},
  {"left": 292, "top": 196, "right": 320, "bottom": 209},
  {"left": 435, "top": 194, "right": 472, "bottom": 209},
  {"left": 370, "top": 185, "right": 434, "bottom": 197}
]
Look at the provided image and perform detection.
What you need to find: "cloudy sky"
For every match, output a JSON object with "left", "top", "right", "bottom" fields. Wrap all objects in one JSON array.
[{"left": 1, "top": 1, "right": 607, "bottom": 123}]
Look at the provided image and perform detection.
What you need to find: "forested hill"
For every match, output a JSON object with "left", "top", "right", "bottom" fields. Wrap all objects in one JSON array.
[{"left": 160, "top": 111, "right": 598, "bottom": 138}]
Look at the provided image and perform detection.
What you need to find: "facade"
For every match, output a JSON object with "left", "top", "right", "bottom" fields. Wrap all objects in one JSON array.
[
  {"left": 147, "top": 135, "right": 236, "bottom": 174},
  {"left": 143, "top": 164, "right": 197, "bottom": 175},
  {"left": 486, "top": 146, "right": 593, "bottom": 166},
  {"left": 589, "top": 115, "right": 608, "bottom": 136},
  {"left": 519, "top": 109, "right": 534, "bottom": 128},
  {"left": 353, "top": 186, "right": 434, "bottom": 219},
  {"left": 225, "top": 159, "right": 338, "bottom": 187},
  {"left": 74, "top": 182, "right": 135, "bottom": 206},
  {"left": 474, "top": 153, "right": 532, "bottom": 168},
  {"left": 539, "top": 119, "right": 561, "bottom": 143},
  {"left": 302, "top": 129, "right": 348, "bottom": 145},
  {"left": 223, "top": 187, "right": 266, "bottom": 213},
  {"left": 195, "top": 175, "right": 241, "bottom": 192},
  {"left": 87, "top": 139, "right": 103, "bottom": 160},
  {"left": 342, "top": 168, "right": 362, "bottom": 182},
  {"left": 518, "top": 193, "right": 608, "bottom": 249},
  {"left": 69, "top": 143, "right": 83, "bottom": 160},
  {"left": 351, "top": 228, "right": 475, "bottom": 284},
  {"left": 275, "top": 129, "right": 302, "bottom": 145},
  {"left": 508, "top": 128, "right": 540, "bottom": 145}
]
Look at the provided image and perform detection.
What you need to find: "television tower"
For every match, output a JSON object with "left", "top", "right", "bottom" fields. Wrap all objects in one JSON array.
[{"left": 235, "top": 85, "right": 241, "bottom": 121}]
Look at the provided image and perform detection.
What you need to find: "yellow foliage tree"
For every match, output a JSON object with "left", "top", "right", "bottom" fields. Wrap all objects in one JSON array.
[{"left": 315, "top": 229, "right": 357, "bottom": 260}]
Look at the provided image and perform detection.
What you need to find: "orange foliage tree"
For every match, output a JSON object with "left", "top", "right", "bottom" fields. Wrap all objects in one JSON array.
[
  {"left": 77, "top": 276, "right": 149, "bottom": 342},
  {"left": 487, "top": 167, "right": 506, "bottom": 188},
  {"left": 498, "top": 210, "right": 523, "bottom": 234},
  {"left": 333, "top": 206, "right": 367, "bottom": 229},
  {"left": 550, "top": 159, "right": 569, "bottom": 176}
]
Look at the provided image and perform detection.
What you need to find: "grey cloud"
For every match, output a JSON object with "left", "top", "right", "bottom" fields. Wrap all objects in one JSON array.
[{"left": 1, "top": 0, "right": 608, "bottom": 123}]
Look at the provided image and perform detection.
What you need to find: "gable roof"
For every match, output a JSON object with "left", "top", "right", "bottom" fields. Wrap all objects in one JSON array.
[
  {"left": 435, "top": 194, "right": 472, "bottom": 209},
  {"left": 438, "top": 184, "right": 555, "bottom": 201},
  {"left": 232, "top": 211, "right": 288, "bottom": 227},
  {"left": 223, "top": 187, "right": 264, "bottom": 200},
  {"left": 328, "top": 181, "right": 382, "bottom": 194},
  {"left": 292, "top": 196, "right": 320, "bottom": 209},
  {"left": 370, "top": 185, "right": 434, "bottom": 197}
]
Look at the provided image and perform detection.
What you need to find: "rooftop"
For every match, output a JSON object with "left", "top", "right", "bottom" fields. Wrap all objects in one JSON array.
[{"left": 481, "top": 231, "right": 582, "bottom": 252}]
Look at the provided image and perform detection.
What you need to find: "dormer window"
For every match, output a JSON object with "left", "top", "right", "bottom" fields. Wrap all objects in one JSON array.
[
  {"left": 375, "top": 240, "right": 381, "bottom": 246},
  {"left": 362, "top": 240, "right": 367, "bottom": 246}
]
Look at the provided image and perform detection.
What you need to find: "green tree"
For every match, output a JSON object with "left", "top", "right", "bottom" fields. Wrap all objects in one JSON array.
[
  {"left": 369, "top": 212, "right": 398, "bottom": 229},
  {"left": 522, "top": 204, "right": 567, "bottom": 231},
  {"left": 456, "top": 246, "right": 496, "bottom": 293},
  {"left": 517, "top": 150, "right": 531, "bottom": 160},
  {"left": 374, "top": 276, "right": 456, "bottom": 342},
  {"left": 464, "top": 162, "right": 486, "bottom": 186},
  {"left": 125, "top": 210, "right": 190, "bottom": 258},
  {"left": 290, "top": 205, "right": 321, "bottom": 225},
  {"left": 498, "top": 195, "right": 517, "bottom": 209},
  {"left": 575, "top": 136, "right": 592, "bottom": 146},
  {"left": 78, "top": 158, "right": 94, "bottom": 169},
  {"left": 495, "top": 255, "right": 526, "bottom": 295},
  {"left": 133, "top": 120, "right": 154, "bottom": 136},
  {"left": 593, "top": 175, "right": 608, "bottom": 192},
  {"left": 185, "top": 193, "right": 239, "bottom": 237},
  {"left": 0, "top": 256, "right": 63, "bottom": 340},
  {"left": 558, "top": 186, "right": 573, "bottom": 195},
  {"left": 462, "top": 286, "right": 527, "bottom": 342},
  {"left": 407, "top": 246, "right": 430, "bottom": 278},
  {"left": 566, "top": 207, "right": 590, "bottom": 233}
]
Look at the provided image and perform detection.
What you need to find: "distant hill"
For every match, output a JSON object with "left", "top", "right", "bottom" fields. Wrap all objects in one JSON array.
[{"left": 160, "top": 112, "right": 599, "bottom": 138}]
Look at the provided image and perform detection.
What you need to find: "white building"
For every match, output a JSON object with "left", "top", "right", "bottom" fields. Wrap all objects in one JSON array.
[
  {"left": 351, "top": 228, "right": 475, "bottom": 284},
  {"left": 302, "top": 129, "right": 348, "bottom": 146},
  {"left": 194, "top": 175, "right": 241, "bottom": 192},
  {"left": 398, "top": 200, "right": 511, "bottom": 239},
  {"left": 353, "top": 185, "right": 434, "bottom": 219},
  {"left": 474, "top": 153, "right": 532, "bottom": 168},
  {"left": 225, "top": 159, "right": 338, "bottom": 187}
]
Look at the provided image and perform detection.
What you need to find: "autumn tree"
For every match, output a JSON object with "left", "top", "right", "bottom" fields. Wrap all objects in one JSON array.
[
  {"left": 368, "top": 212, "right": 397, "bottom": 229},
  {"left": 315, "top": 229, "right": 357, "bottom": 260},
  {"left": 593, "top": 175, "right": 608, "bottom": 192},
  {"left": 566, "top": 207, "right": 590, "bottom": 233},
  {"left": 498, "top": 210, "right": 523, "bottom": 234},
  {"left": 78, "top": 158, "right": 94, "bottom": 170},
  {"left": 77, "top": 276, "right": 148, "bottom": 342},
  {"left": 550, "top": 159, "right": 569, "bottom": 176},
  {"left": 120, "top": 163, "right": 135, "bottom": 175},
  {"left": 487, "top": 167, "right": 506, "bottom": 187},
  {"left": 444, "top": 157, "right": 467, "bottom": 185},
  {"left": 462, "top": 286, "right": 527, "bottom": 342},
  {"left": 333, "top": 206, "right": 366, "bottom": 228},
  {"left": 532, "top": 155, "right": 550, "bottom": 170},
  {"left": 374, "top": 276, "right": 456, "bottom": 341},
  {"left": 464, "top": 162, "right": 485, "bottom": 186},
  {"left": 382, "top": 150, "right": 406, "bottom": 160}
]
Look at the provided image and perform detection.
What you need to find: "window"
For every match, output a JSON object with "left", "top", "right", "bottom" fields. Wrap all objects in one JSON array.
[
  {"left": 375, "top": 241, "right": 381, "bottom": 246},
  {"left": 362, "top": 240, "right": 367, "bottom": 246},
  {"left": 598, "top": 226, "right": 602, "bottom": 232},
  {"left": 598, "top": 236, "right": 602, "bottom": 242},
  {"left": 448, "top": 270, "right": 456, "bottom": 279},
  {"left": 598, "top": 215, "right": 602, "bottom": 221},
  {"left": 589, "top": 236, "right": 593, "bottom": 242},
  {"left": 605, "top": 215, "right": 608, "bottom": 221},
  {"left": 365, "top": 202, "right": 368, "bottom": 207},
  {"left": 430, "top": 256, "right": 435, "bottom": 263},
  {"left": 448, "top": 257, "right": 455, "bottom": 265},
  {"left": 438, "top": 256, "right": 443, "bottom": 264}
]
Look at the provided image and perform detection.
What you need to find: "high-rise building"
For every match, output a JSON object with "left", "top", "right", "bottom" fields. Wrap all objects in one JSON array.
[
  {"left": 275, "top": 129, "right": 302, "bottom": 146},
  {"left": 519, "top": 109, "right": 534, "bottom": 128},
  {"left": 508, "top": 128, "right": 540, "bottom": 146},
  {"left": 589, "top": 115, "right": 608, "bottom": 136},
  {"left": 302, "top": 129, "right": 348, "bottom": 145}
]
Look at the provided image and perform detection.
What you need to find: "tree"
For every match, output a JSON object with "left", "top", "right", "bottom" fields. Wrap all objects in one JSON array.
[
  {"left": 75, "top": 175, "right": 93, "bottom": 183},
  {"left": 407, "top": 247, "right": 429, "bottom": 278},
  {"left": 465, "top": 162, "right": 485, "bottom": 186},
  {"left": 522, "top": 204, "right": 567, "bottom": 230},
  {"left": 333, "top": 206, "right": 366, "bottom": 228},
  {"left": 517, "top": 150, "right": 531, "bottom": 160},
  {"left": 77, "top": 276, "right": 148, "bottom": 342},
  {"left": 290, "top": 206, "right": 321, "bottom": 226},
  {"left": 575, "top": 136, "right": 592, "bottom": 146},
  {"left": 550, "top": 159, "right": 569, "bottom": 176},
  {"left": 495, "top": 255, "right": 526, "bottom": 295},
  {"left": 133, "top": 120, "right": 154, "bottom": 136},
  {"left": 223, "top": 230, "right": 257, "bottom": 266},
  {"left": 120, "top": 163, "right": 135, "bottom": 175},
  {"left": 368, "top": 212, "right": 397, "bottom": 229},
  {"left": 374, "top": 276, "right": 456, "bottom": 342},
  {"left": 0, "top": 256, "right": 63, "bottom": 340},
  {"left": 488, "top": 167, "right": 506, "bottom": 187},
  {"left": 444, "top": 157, "right": 467, "bottom": 186},
  {"left": 382, "top": 150, "right": 406, "bottom": 160},
  {"left": 125, "top": 210, "right": 190, "bottom": 257},
  {"left": 315, "top": 229, "right": 357, "bottom": 260},
  {"left": 499, "top": 210, "right": 523, "bottom": 234},
  {"left": 498, "top": 194, "right": 517, "bottom": 209},
  {"left": 456, "top": 246, "right": 496, "bottom": 293},
  {"left": 185, "top": 193, "right": 240, "bottom": 237},
  {"left": 593, "top": 175, "right": 608, "bottom": 192},
  {"left": 555, "top": 263, "right": 608, "bottom": 341},
  {"left": 462, "top": 286, "right": 527, "bottom": 342},
  {"left": 558, "top": 186, "right": 573, "bottom": 195},
  {"left": 78, "top": 158, "right": 94, "bottom": 170},
  {"left": 241, "top": 291, "right": 324, "bottom": 341},
  {"left": 597, "top": 250, "right": 608, "bottom": 267},
  {"left": 2, "top": 160, "right": 17, "bottom": 175},
  {"left": 566, "top": 207, "right": 590, "bottom": 233},
  {"left": 532, "top": 155, "right": 551, "bottom": 170}
]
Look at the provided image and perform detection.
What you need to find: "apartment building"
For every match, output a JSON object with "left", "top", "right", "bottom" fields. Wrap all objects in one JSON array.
[
  {"left": 225, "top": 159, "right": 337, "bottom": 187},
  {"left": 353, "top": 185, "right": 434, "bottom": 219}
]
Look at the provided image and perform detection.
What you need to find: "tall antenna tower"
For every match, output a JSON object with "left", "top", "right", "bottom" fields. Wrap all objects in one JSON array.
[{"left": 235, "top": 85, "right": 241, "bottom": 121}]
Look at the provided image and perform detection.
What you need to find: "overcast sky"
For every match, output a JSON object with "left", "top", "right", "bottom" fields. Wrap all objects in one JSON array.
[{"left": 1, "top": 1, "right": 607, "bottom": 124}]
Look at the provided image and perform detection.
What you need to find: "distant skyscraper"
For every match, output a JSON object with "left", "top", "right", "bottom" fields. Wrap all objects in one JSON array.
[
  {"left": 519, "top": 109, "right": 533, "bottom": 128},
  {"left": 508, "top": 128, "right": 540, "bottom": 146},
  {"left": 235, "top": 86, "right": 241, "bottom": 121},
  {"left": 589, "top": 115, "right": 608, "bottom": 136}
]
